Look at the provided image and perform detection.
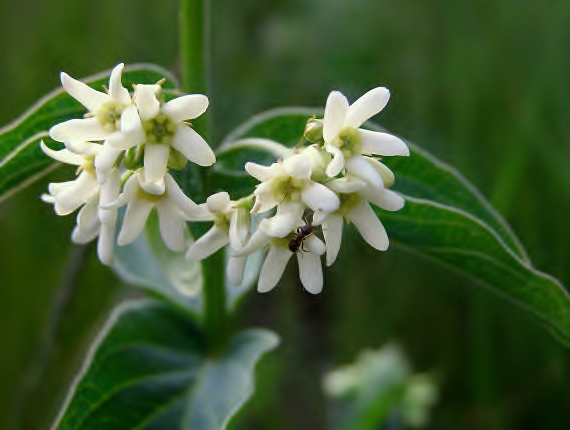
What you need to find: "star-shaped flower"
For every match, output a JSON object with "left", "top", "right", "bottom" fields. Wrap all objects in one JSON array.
[
  {"left": 234, "top": 223, "right": 326, "bottom": 294},
  {"left": 323, "top": 87, "right": 410, "bottom": 188},
  {"left": 246, "top": 146, "right": 339, "bottom": 237},
  {"left": 107, "top": 84, "right": 216, "bottom": 194},
  {"left": 110, "top": 170, "right": 208, "bottom": 252},
  {"left": 314, "top": 175, "right": 404, "bottom": 266},
  {"left": 49, "top": 63, "right": 131, "bottom": 143},
  {"left": 40, "top": 140, "right": 121, "bottom": 265}
]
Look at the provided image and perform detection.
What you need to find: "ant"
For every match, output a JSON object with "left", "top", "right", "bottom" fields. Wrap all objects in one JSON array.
[{"left": 288, "top": 223, "right": 316, "bottom": 253}]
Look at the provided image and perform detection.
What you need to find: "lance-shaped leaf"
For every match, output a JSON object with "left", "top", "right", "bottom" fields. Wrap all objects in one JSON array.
[
  {"left": 53, "top": 300, "right": 279, "bottom": 430},
  {"left": 213, "top": 108, "right": 570, "bottom": 345},
  {"left": 0, "top": 64, "right": 180, "bottom": 204}
]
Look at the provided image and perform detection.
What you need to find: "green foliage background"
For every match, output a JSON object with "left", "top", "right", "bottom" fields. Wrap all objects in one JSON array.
[{"left": 1, "top": 0, "right": 569, "bottom": 428}]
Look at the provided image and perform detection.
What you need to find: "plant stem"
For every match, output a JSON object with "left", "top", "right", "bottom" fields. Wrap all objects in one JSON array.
[
  {"left": 180, "top": 0, "right": 211, "bottom": 138},
  {"left": 180, "top": 0, "right": 227, "bottom": 352}
]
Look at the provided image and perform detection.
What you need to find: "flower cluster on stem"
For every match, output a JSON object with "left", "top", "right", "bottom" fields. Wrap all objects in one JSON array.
[
  {"left": 42, "top": 63, "right": 214, "bottom": 264},
  {"left": 42, "top": 63, "right": 409, "bottom": 294}
]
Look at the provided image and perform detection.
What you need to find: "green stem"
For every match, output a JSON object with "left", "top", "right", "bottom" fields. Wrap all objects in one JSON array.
[
  {"left": 180, "top": 0, "right": 227, "bottom": 352},
  {"left": 180, "top": 0, "right": 211, "bottom": 138}
]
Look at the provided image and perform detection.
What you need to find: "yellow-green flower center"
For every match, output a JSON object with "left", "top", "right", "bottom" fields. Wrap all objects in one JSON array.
[
  {"left": 96, "top": 100, "right": 125, "bottom": 132},
  {"left": 331, "top": 127, "right": 362, "bottom": 158},
  {"left": 143, "top": 113, "right": 177, "bottom": 145},
  {"left": 270, "top": 176, "right": 304, "bottom": 203}
]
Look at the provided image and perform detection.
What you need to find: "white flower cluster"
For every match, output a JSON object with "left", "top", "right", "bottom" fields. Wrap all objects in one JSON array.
[
  {"left": 232, "top": 87, "right": 410, "bottom": 294},
  {"left": 42, "top": 63, "right": 215, "bottom": 265},
  {"left": 42, "top": 63, "right": 409, "bottom": 294}
]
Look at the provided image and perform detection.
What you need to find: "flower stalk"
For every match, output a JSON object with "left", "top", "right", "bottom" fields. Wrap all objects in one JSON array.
[{"left": 180, "top": 0, "right": 228, "bottom": 352}]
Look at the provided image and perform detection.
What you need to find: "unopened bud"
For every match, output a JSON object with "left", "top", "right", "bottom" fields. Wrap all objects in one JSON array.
[{"left": 304, "top": 118, "right": 323, "bottom": 143}]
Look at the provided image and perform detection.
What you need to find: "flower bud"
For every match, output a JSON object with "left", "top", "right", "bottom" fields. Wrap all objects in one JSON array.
[{"left": 304, "top": 118, "right": 323, "bottom": 143}]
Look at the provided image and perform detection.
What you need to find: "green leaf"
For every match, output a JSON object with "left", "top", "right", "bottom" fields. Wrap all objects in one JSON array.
[
  {"left": 53, "top": 300, "right": 279, "bottom": 430},
  {"left": 214, "top": 108, "right": 570, "bottom": 345},
  {"left": 113, "top": 210, "right": 203, "bottom": 316},
  {"left": 0, "top": 63, "right": 180, "bottom": 204}
]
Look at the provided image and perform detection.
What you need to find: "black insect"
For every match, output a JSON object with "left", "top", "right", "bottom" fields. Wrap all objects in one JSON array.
[{"left": 288, "top": 224, "right": 316, "bottom": 253}]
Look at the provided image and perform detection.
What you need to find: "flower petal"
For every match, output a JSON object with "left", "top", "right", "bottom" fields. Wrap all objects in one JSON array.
[
  {"left": 302, "top": 181, "right": 340, "bottom": 213},
  {"left": 117, "top": 197, "right": 154, "bottom": 246},
  {"left": 325, "top": 145, "right": 345, "bottom": 177},
  {"left": 162, "top": 94, "right": 209, "bottom": 122},
  {"left": 251, "top": 182, "right": 278, "bottom": 214},
  {"left": 229, "top": 208, "right": 250, "bottom": 250},
  {"left": 227, "top": 256, "right": 247, "bottom": 286},
  {"left": 108, "top": 63, "right": 131, "bottom": 106},
  {"left": 134, "top": 84, "right": 161, "bottom": 121},
  {"left": 120, "top": 104, "right": 144, "bottom": 136},
  {"left": 344, "top": 87, "right": 390, "bottom": 128},
  {"left": 40, "top": 141, "right": 84, "bottom": 165},
  {"left": 54, "top": 173, "right": 99, "bottom": 215},
  {"left": 346, "top": 199, "right": 389, "bottom": 251},
  {"left": 326, "top": 176, "right": 367, "bottom": 194},
  {"left": 156, "top": 199, "right": 186, "bottom": 252},
  {"left": 322, "top": 214, "right": 344, "bottom": 266},
  {"left": 366, "top": 158, "right": 395, "bottom": 187},
  {"left": 258, "top": 244, "right": 292, "bottom": 293},
  {"left": 233, "top": 228, "right": 271, "bottom": 257},
  {"left": 245, "top": 162, "right": 282, "bottom": 182},
  {"left": 296, "top": 252, "right": 323, "bottom": 294},
  {"left": 283, "top": 153, "right": 312, "bottom": 179},
  {"left": 49, "top": 117, "right": 108, "bottom": 142},
  {"left": 206, "top": 191, "right": 232, "bottom": 214},
  {"left": 361, "top": 187, "right": 405, "bottom": 212},
  {"left": 65, "top": 140, "right": 101, "bottom": 156},
  {"left": 143, "top": 144, "right": 169, "bottom": 193},
  {"left": 305, "top": 234, "right": 326, "bottom": 256},
  {"left": 323, "top": 91, "right": 349, "bottom": 142},
  {"left": 171, "top": 124, "right": 216, "bottom": 166},
  {"left": 163, "top": 173, "right": 212, "bottom": 220},
  {"left": 97, "top": 221, "right": 117, "bottom": 265},
  {"left": 359, "top": 129, "right": 409, "bottom": 156},
  {"left": 346, "top": 155, "right": 382, "bottom": 189},
  {"left": 94, "top": 144, "right": 122, "bottom": 183},
  {"left": 61, "top": 72, "right": 108, "bottom": 112},
  {"left": 259, "top": 202, "right": 304, "bottom": 238},
  {"left": 185, "top": 226, "right": 229, "bottom": 261}
]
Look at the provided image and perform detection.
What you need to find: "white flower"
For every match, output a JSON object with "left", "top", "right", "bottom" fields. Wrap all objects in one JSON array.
[
  {"left": 49, "top": 63, "right": 131, "bottom": 143},
  {"left": 313, "top": 175, "right": 405, "bottom": 266},
  {"left": 40, "top": 141, "right": 100, "bottom": 215},
  {"left": 323, "top": 87, "right": 409, "bottom": 188},
  {"left": 107, "top": 84, "right": 216, "bottom": 194},
  {"left": 70, "top": 168, "right": 122, "bottom": 265},
  {"left": 234, "top": 223, "right": 326, "bottom": 294},
  {"left": 111, "top": 170, "right": 208, "bottom": 252},
  {"left": 40, "top": 140, "right": 121, "bottom": 265},
  {"left": 246, "top": 146, "right": 340, "bottom": 237},
  {"left": 185, "top": 192, "right": 252, "bottom": 286}
]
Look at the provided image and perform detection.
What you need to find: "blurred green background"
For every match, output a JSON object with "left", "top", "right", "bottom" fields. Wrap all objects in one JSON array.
[{"left": 1, "top": 0, "right": 570, "bottom": 428}]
